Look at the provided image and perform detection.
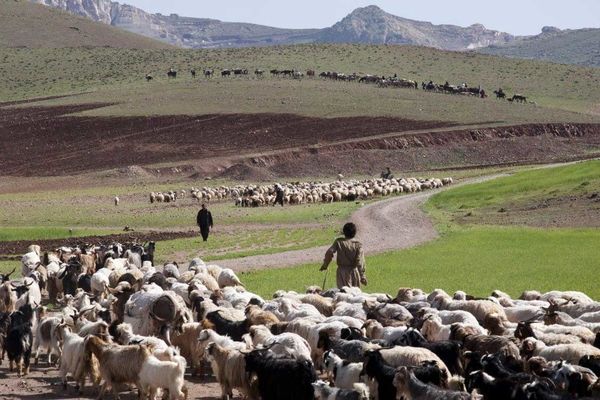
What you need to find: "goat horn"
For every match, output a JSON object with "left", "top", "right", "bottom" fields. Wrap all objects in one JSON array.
[
  {"left": 6, "top": 267, "right": 16, "bottom": 277},
  {"left": 149, "top": 311, "right": 168, "bottom": 322},
  {"left": 10, "top": 282, "right": 19, "bottom": 288}
]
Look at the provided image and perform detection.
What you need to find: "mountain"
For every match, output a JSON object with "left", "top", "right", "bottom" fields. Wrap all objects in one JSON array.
[
  {"left": 0, "top": 0, "right": 171, "bottom": 48},
  {"left": 316, "top": 5, "right": 515, "bottom": 51},
  {"left": 478, "top": 27, "right": 600, "bottom": 67},
  {"left": 29, "top": 1, "right": 515, "bottom": 51},
  {"left": 30, "top": 0, "right": 318, "bottom": 48}
]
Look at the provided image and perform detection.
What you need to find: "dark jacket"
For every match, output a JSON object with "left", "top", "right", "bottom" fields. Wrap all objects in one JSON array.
[{"left": 197, "top": 209, "right": 213, "bottom": 230}]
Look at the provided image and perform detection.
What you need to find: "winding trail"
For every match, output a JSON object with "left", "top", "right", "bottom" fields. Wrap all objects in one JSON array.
[{"left": 219, "top": 175, "right": 504, "bottom": 272}]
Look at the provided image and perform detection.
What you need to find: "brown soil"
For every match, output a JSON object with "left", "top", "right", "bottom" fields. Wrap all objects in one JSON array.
[
  {"left": 461, "top": 193, "right": 600, "bottom": 228},
  {"left": 0, "top": 231, "right": 197, "bottom": 258},
  {"left": 246, "top": 124, "right": 600, "bottom": 177},
  {"left": 0, "top": 103, "right": 453, "bottom": 176}
]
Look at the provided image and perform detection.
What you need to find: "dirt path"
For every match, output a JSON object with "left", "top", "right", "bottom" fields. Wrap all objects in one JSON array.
[{"left": 218, "top": 175, "right": 503, "bottom": 272}]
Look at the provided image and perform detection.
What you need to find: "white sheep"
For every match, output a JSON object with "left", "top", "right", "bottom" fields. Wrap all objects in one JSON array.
[
  {"left": 521, "top": 337, "right": 600, "bottom": 363},
  {"left": 247, "top": 325, "right": 312, "bottom": 362},
  {"left": 139, "top": 354, "right": 187, "bottom": 400},
  {"left": 217, "top": 268, "right": 244, "bottom": 288},
  {"left": 323, "top": 350, "right": 364, "bottom": 389}
]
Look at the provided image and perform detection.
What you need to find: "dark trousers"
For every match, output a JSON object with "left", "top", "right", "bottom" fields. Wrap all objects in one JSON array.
[{"left": 200, "top": 227, "right": 209, "bottom": 241}]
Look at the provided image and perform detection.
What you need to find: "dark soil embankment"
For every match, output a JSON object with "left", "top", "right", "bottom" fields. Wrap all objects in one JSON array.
[
  {"left": 0, "top": 103, "right": 452, "bottom": 176},
  {"left": 244, "top": 123, "right": 600, "bottom": 177}
]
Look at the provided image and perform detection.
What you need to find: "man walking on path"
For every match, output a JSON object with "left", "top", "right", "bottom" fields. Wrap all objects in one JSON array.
[
  {"left": 320, "top": 222, "right": 367, "bottom": 289},
  {"left": 196, "top": 203, "right": 213, "bottom": 242}
]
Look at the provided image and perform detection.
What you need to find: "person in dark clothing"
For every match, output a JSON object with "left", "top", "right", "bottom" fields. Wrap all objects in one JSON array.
[
  {"left": 196, "top": 204, "right": 213, "bottom": 241},
  {"left": 274, "top": 184, "right": 284, "bottom": 207}
]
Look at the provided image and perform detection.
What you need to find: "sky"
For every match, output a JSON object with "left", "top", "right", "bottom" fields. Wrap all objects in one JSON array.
[{"left": 120, "top": 0, "right": 600, "bottom": 35}]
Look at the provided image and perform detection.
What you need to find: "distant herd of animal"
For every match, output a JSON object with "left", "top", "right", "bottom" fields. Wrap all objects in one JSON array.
[{"left": 144, "top": 68, "right": 531, "bottom": 104}]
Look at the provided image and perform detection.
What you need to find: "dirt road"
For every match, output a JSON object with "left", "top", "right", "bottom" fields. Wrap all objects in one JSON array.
[{"left": 218, "top": 175, "right": 502, "bottom": 272}]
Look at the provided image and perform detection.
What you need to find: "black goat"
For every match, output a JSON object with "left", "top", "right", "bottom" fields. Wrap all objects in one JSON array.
[
  {"left": 245, "top": 350, "right": 316, "bottom": 400},
  {"left": 480, "top": 353, "right": 529, "bottom": 382},
  {"left": 467, "top": 370, "right": 528, "bottom": 400},
  {"left": 393, "top": 328, "right": 463, "bottom": 375},
  {"left": 58, "top": 261, "right": 82, "bottom": 296},
  {"left": 361, "top": 350, "right": 397, "bottom": 400},
  {"left": 148, "top": 272, "right": 168, "bottom": 290},
  {"left": 6, "top": 305, "right": 34, "bottom": 376},
  {"left": 579, "top": 355, "right": 600, "bottom": 376},
  {"left": 77, "top": 274, "right": 92, "bottom": 293},
  {"left": 0, "top": 311, "right": 11, "bottom": 362},
  {"left": 0, "top": 267, "right": 16, "bottom": 283},
  {"left": 203, "top": 310, "right": 249, "bottom": 341}
]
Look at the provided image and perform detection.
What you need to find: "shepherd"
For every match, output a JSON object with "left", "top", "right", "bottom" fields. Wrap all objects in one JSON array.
[
  {"left": 320, "top": 222, "right": 367, "bottom": 289},
  {"left": 196, "top": 203, "right": 214, "bottom": 242}
]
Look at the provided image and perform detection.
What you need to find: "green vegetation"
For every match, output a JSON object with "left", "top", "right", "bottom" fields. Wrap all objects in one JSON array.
[
  {"left": 238, "top": 161, "right": 600, "bottom": 299},
  {"left": 155, "top": 226, "right": 337, "bottom": 264},
  {"left": 241, "top": 226, "right": 600, "bottom": 299},
  {"left": 1, "top": 44, "right": 599, "bottom": 123},
  {"left": 427, "top": 160, "right": 600, "bottom": 227}
]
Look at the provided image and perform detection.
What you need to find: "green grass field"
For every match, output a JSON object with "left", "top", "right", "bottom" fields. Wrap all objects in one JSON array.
[
  {"left": 240, "top": 226, "right": 600, "bottom": 299},
  {"left": 2, "top": 44, "right": 600, "bottom": 124},
  {"left": 238, "top": 161, "right": 600, "bottom": 298}
]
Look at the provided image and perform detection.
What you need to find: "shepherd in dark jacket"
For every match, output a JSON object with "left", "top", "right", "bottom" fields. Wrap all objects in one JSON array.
[{"left": 196, "top": 204, "right": 213, "bottom": 242}]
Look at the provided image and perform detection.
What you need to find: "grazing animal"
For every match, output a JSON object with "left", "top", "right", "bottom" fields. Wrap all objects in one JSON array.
[
  {"left": 312, "top": 380, "right": 369, "bottom": 400},
  {"left": 244, "top": 349, "right": 317, "bottom": 400},
  {"left": 84, "top": 335, "right": 150, "bottom": 400},
  {"left": 6, "top": 305, "right": 34, "bottom": 376}
]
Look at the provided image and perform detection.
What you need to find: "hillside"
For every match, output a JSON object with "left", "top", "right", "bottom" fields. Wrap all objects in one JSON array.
[
  {"left": 316, "top": 5, "right": 515, "bottom": 51},
  {"left": 479, "top": 27, "right": 600, "bottom": 67},
  {"left": 31, "top": 1, "right": 516, "bottom": 51},
  {"left": 0, "top": 0, "right": 171, "bottom": 48}
]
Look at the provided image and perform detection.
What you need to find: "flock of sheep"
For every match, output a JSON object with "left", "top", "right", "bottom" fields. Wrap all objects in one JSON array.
[
  {"left": 148, "top": 176, "right": 454, "bottom": 208},
  {"left": 2, "top": 243, "right": 600, "bottom": 399}
]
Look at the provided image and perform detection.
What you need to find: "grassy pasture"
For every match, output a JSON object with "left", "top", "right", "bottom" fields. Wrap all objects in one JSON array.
[
  {"left": 1, "top": 162, "right": 598, "bottom": 299},
  {"left": 240, "top": 226, "right": 600, "bottom": 299},
  {"left": 0, "top": 166, "right": 515, "bottom": 269},
  {"left": 1, "top": 44, "right": 599, "bottom": 123},
  {"left": 239, "top": 161, "right": 600, "bottom": 298}
]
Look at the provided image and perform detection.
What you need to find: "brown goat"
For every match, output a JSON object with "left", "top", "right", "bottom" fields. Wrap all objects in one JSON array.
[
  {"left": 84, "top": 335, "right": 150, "bottom": 399},
  {"left": 450, "top": 324, "right": 520, "bottom": 363},
  {"left": 245, "top": 305, "right": 280, "bottom": 326},
  {"left": 205, "top": 342, "right": 258, "bottom": 400}
]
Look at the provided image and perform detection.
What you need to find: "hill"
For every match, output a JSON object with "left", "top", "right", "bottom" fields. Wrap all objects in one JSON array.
[
  {"left": 31, "top": 0, "right": 319, "bottom": 48},
  {"left": 479, "top": 27, "right": 600, "bottom": 67},
  {"left": 31, "top": 1, "right": 515, "bottom": 51},
  {"left": 0, "top": 0, "right": 172, "bottom": 48},
  {"left": 316, "top": 5, "right": 515, "bottom": 51}
]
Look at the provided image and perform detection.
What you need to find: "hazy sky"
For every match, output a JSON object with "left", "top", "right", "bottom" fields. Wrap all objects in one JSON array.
[{"left": 121, "top": 0, "right": 600, "bottom": 35}]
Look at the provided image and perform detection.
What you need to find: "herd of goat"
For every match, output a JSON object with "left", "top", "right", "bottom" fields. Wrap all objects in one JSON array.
[
  {"left": 2, "top": 242, "right": 600, "bottom": 399},
  {"left": 148, "top": 176, "right": 454, "bottom": 207},
  {"left": 149, "top": 67, "right": 530, "bottom": 102}
]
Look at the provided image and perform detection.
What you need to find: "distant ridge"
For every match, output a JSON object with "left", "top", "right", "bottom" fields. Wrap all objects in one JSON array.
[
  {"left": 29, "top": 1, "right": 515, "bottom": 51},
  {"left": 478, "top": 26, "right": 600, "bottom": 67},
  {"left": 315, "top": 5, "right": 515, "bottom": 51}
]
